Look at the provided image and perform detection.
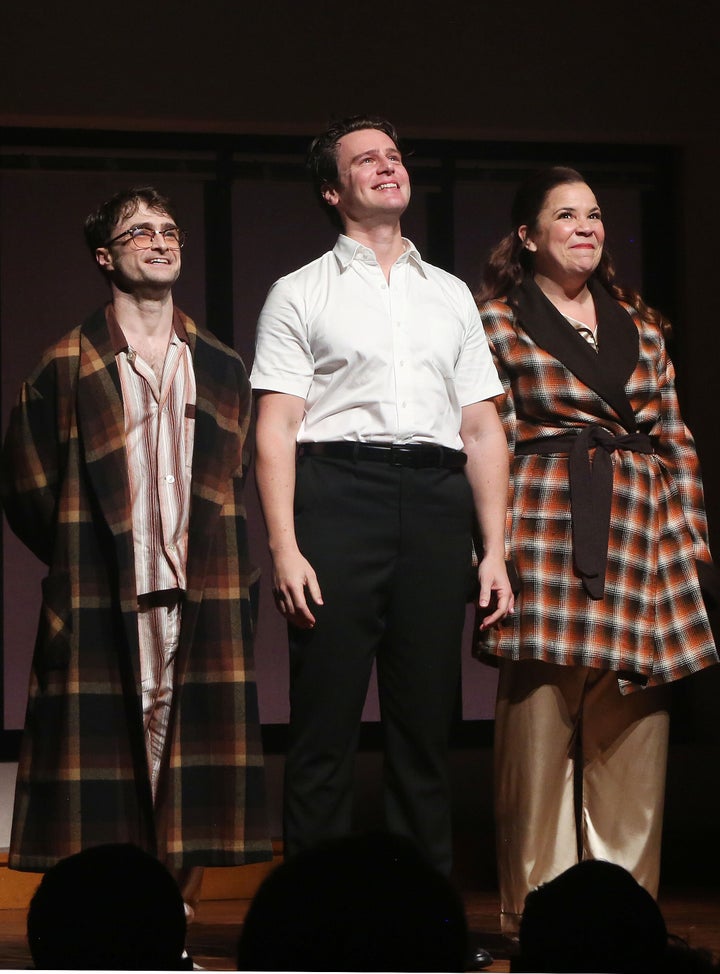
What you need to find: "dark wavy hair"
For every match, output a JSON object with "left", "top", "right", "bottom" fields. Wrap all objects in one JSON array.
[
  {"left": 476, "top": 166, "right": 669, "bottom": 333},
  {"left": 306, "top": 114, "right": 402, "bottom": 228},
  {"left": 84, "top": 186, "right": 178, "bottom": 256}
]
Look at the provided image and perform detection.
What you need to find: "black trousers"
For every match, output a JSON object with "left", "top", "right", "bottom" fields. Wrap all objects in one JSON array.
[{"left": 284, "top": 454, "right": 473, "bottom": 874}]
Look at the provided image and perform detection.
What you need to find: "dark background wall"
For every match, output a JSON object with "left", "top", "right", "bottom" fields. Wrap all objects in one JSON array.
[
  {"left": 2, "top": 0, "right": 717, "bottom": 524},
  {"left": 2, "top": 0, "right": 720, "bottom": 874}
]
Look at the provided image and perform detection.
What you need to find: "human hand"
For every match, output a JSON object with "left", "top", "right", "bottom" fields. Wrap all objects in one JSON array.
[
  {"left": 476, "top": 554, "right": 515, "bottom": 630},
  {"left": 270, "top": 548, "right": 323, "bottom": 629}
]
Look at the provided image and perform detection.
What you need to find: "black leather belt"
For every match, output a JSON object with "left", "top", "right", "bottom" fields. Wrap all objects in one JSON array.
[
  {"left": 297, "top": 441, "right": 467, "bottom": 470},
  {"left": 138, "top": 588, "right": 184, "bottom": 610}
]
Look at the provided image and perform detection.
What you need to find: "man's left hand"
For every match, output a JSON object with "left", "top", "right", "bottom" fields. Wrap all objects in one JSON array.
[{"left": 476, "top": 553, "right": 515, "bottom": 629}]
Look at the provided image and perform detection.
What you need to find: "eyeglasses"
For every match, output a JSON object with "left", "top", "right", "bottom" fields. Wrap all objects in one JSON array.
[{"left": 104, "top": 226, "right": 187, "bottom": 250}]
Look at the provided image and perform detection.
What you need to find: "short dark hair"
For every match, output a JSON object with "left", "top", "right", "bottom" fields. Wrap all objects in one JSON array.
[
  {"left": 237, "top": 830, "right": 468, "bottom": 972},
  {"left": 515, "top": 860, "right": 668, "bottom": 974},
  {"left": 306, "top": 114, "right": 402, "bottom": 227},
  {"left": 84, "top": 186, "right": 178, "bottom": 256},
  {"left": 27, "top": 843, "right": 187, "bottom": 970}
]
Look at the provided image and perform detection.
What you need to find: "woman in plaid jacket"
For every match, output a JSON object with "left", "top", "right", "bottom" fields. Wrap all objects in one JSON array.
[{"left": 475, "top": 166, "right": 718, "bottom": 935}]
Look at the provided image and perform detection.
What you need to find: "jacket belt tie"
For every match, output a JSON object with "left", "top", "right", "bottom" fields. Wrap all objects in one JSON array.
[{"left": 516, "top": 426, "right": 655, "bottom": 599}]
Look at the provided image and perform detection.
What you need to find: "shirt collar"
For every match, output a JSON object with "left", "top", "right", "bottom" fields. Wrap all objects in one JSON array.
[{"left": 333, "top": 234, "right": 427, "bottom": 277}]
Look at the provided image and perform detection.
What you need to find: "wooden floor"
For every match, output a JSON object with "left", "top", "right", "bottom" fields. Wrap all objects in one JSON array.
[{"left": 1, "top": 885, "right": 719, "bottom": 971}]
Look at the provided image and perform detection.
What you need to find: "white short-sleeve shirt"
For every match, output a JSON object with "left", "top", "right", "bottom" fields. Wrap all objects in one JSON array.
[{"left": 251, "top": 235, "right": 502, "bottom": 450}]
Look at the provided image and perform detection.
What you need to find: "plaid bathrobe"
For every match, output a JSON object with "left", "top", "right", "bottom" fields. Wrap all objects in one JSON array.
[
  {"left": 477, "top": 277, "right": 718, "bottom": 691},
  {"left": 1, "top": 306, "right": 272, "bottom": 870}
]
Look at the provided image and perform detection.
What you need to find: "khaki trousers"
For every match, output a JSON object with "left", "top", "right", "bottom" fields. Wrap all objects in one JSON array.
[{"left": 494, "top": 659, "right": 670, "bottom": 935}]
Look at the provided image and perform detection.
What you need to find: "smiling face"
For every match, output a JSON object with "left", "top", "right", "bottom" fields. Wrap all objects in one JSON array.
[
  {"left": 95, "top": 202, "right": 182, "bottom": 294},
  {"left": 322, "top": 128, "right": 411, "bottom": 229},
  {"left": 520, "top": 182, "right": 605, "bottom": 286}
]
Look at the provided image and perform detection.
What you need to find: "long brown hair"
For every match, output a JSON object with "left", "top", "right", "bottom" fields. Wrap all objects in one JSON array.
[{"left": 476, "top": 166, "right": 670, "bottom": 334}]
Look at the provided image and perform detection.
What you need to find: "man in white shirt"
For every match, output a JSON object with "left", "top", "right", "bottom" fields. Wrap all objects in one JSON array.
[{"left": 252, "top": 116, "right": 514, "bottom": 879}]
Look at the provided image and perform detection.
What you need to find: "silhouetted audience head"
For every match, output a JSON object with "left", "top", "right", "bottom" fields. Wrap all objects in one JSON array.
[
  {"left": 27, "top": 842, "right": 188, "bottom": 970},
  {"left": 512, "top": 859, "right": 668, "bottom": 973},
  {"left": 236, "top": 830, "right": 468, "bottom": 971},
  {"left": 662, "top": 935, "right": 719, "bottom": 974}
]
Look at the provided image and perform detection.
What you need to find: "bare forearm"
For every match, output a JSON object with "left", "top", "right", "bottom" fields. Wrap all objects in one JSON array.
[
  {"left": 464, "top": 430, "right": 509, "bottom": 560},
  {"left": 254, "top": 392, "right": 322, "bottom": 626},
  {"left": 254, "top": 426, "right": 300, "bottom": 557},
  {"left": 460, "top": 400, "right": 514, "bottom": 625}
]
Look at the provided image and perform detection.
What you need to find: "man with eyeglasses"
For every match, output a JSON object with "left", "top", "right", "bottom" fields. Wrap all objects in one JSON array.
[
  {"left": 1, "top": 187, "right": 271, "bottom": 921},
  {"left": 251, "top": 116, "right": 513, "bottom": 930}
]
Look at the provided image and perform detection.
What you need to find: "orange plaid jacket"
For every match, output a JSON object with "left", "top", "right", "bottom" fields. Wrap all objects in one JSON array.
[{"left": 476, "top": 279, "right": 718, "bottom": 691}]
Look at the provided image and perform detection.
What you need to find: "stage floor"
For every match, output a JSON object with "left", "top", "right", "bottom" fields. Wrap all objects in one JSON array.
[{"left": 1, "top": 886, "right": 719, "bottom": 971}]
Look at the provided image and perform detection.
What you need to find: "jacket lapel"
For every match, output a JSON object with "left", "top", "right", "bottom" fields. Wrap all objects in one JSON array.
[
  {"left": 511, "top": 277, "right": 640, "bottom": 431},
  {"left": 75, "top": 307, "right": 141, "bottom": 702},
  {"left": 184, "top": 321, "right": 242, "bottom": 600},
  {"left": 171, "top": 318, "right": 249, "bottom": 701},
  {"left": 76, "top": 309, "right": 244, "bottom": 641},
  {"left": 76, "top": 307, "right": 134, "bottom": 551}
]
